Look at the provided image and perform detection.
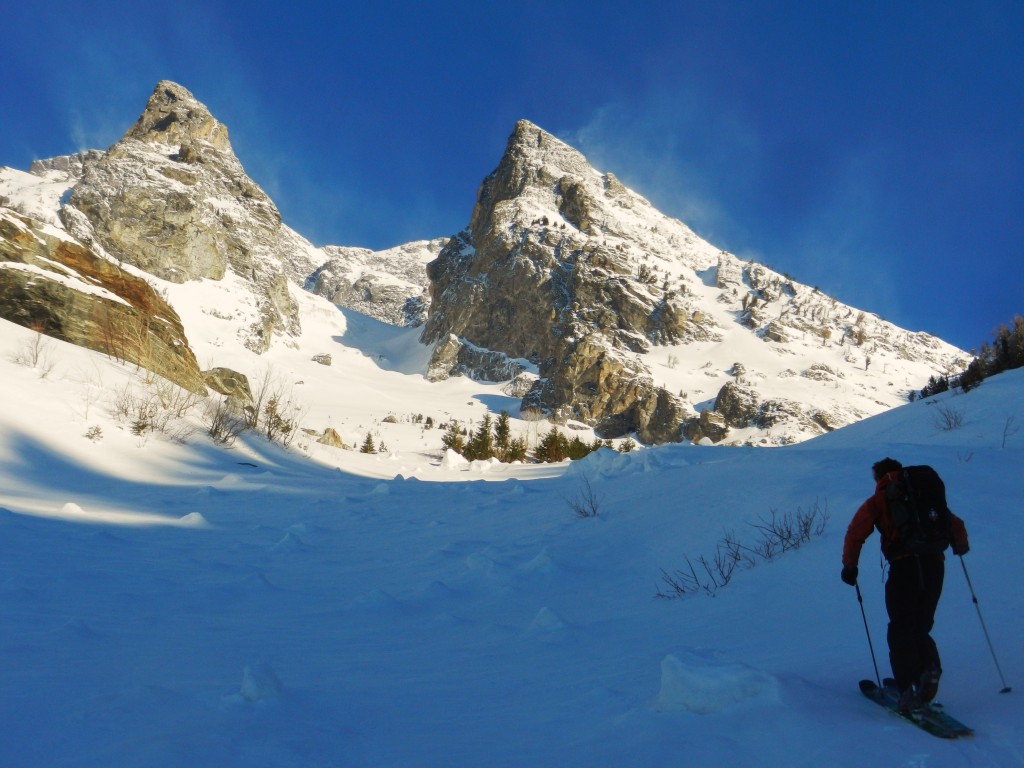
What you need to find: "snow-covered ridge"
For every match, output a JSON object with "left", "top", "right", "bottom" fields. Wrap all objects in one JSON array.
[
  {"left": 307, "top": 237, "right": 447, "bottom": 326},
  {"left": 3, "top": 81, "right": 968, "bottom": 451}
]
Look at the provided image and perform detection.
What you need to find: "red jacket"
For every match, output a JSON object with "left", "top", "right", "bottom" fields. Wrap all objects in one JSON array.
[{"left": 842, "top": 471, "right": 969, "bottom": 567}]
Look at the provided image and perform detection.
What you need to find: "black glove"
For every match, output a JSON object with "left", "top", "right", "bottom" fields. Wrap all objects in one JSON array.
[
  {"left": 953, "top": 543, "right": 969, "bottom": 557},
  {"left": 841, "top": 565, "right": 858, "bottom": 586}
]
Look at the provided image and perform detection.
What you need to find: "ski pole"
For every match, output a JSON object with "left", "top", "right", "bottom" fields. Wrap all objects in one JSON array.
[
  {"left": 960, "top": 556, "right": 1012, "bottom": 694},
  {"left": 855, "top": 581, "right": 882, "bottom": 688}
]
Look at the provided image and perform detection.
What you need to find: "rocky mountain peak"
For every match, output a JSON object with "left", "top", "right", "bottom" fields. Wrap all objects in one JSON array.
[
  {"left": 423, "top": 118, "right": 968, "bottom": 445},
  {"left": 124, "top": 80, "right": 231, "bottom": 152},
  {"left": 56, "top": 81, "right": 322, "bottom": 353},
  {"left": 471, "top": 121, "right": 593, "bottom": 236}
]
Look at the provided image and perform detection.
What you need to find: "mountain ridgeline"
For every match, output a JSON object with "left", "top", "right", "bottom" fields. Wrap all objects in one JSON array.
[{"left": 0, "top": 81, "right": 968, "bottom": 447}]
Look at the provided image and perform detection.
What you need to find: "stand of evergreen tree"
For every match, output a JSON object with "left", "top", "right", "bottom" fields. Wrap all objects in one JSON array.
[
  {"left": 533, "top": 427, "right": 619, "bottom": 463},
  {"left": 917, "top": 315, "right": 1024, "bottom": 398},
  {"left": 442, "top": 413, "right": 631, "bottom": 464}
]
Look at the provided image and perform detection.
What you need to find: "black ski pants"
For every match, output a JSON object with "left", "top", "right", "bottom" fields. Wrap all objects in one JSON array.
[{"left": 885, "top": 554, "right": 944, "bottom": 692}]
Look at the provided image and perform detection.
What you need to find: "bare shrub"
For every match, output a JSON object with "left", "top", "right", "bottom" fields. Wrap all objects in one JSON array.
[
  {"left": 243, "top": 367, "right": 307, "bottom": 446},
  {"left": 1003, "top": 415, "right": 1019, "bottom": 449},
  {"left": 12, "top": 324, "right": 56, "bottom": 377},
  {"left": 129, "top": 397, "right": 159, "bottom": 436},
  {"left": 204, "top": 397, "right": 247, "bottom": 447},
  {"left": 111, "top": 381, "right": 197, "bottom": 443},
  {"left": 933, "top": 403, "right": 965, "bottom": 432},
  {"left": 153, "top": 379, "right": 202, "bottom": 419},
  {"left": 657, "top": 498, "right": 830, "bottom": 599},
  {"left": 565, "top": 474, "right": 601, "bottom": 519}
]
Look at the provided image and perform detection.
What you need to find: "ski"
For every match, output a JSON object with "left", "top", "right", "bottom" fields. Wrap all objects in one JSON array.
[{"left": 859, "top": 679, "right": 973, "bottom": 739}]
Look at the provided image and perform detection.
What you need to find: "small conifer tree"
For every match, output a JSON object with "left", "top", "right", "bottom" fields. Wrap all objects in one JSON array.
[
  {"left": 505, "top": 436, "right": 528, "bottom": 463},
  {"left": 494, "top": 411, "right": 512, "bottom": 458},
  {"left": 536, "top": 427, "right": 570, "bottom": 462},
  {"left": 464, "top": 414, "right": 495, "bottom": 461},
  {"left": 360, "top": 433, "right": 376, "bottom": 453},
  {"left": 567, "top": 435, "right": 591, "bottom": 460},
  {"left": 441, "top": 422, "right": 466, "bottom": 454}
]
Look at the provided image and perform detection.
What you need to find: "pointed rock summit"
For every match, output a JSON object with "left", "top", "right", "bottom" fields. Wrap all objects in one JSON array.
[
  {"left": 423, "top": 120, "right": 715, "bottom": 441},
  {"left": 125, "top": 81, "right": 232, "bottom": 152},
  {"left": 59, "top": 80, "right": 322, "bottom": 353}
]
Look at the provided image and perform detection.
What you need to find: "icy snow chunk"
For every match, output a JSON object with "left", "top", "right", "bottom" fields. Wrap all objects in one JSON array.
[
  {"left": 527, "top": 606, "right": 568, "bottom": 637},
  {"left": 440, "top": 449, "right": 469, "bottom": 470},
  {"left": 270, "top": 530, "right": 307, "bottom": 554},
  {"left": 469, "top": 457, "right": 502, "bottom": 474},
  {"left": 239, "top": 662, "right": 283, "bottom": 702},
  {"left": 520, "top": 547, "right": 556, "bottom": 575},
  {"left": 654, "top": 651, "right": 779, "bottom": 714},
  {"left": 178, "top": 512, "right": 209, "bottom": 527}
]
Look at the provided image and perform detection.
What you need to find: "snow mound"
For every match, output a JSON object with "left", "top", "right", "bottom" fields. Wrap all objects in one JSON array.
[
  {"left": 439, "top": 449, "right": 469, "bottom": 470},
  {"left": 177, "top": 512, "right": 209, "bottom": 527},
  {"left": 654, "top": 651, "right": 780, "bottom": 714},
  {"left": 239, "top": 662, "right": 284, "bottom": 702},
  {"left": 527, "top": 606, "right": 569, "bottom": 637}
]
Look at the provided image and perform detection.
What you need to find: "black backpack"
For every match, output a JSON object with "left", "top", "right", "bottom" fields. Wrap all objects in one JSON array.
[{"left": 885, "top": 465, "right": 953, "bottom": 555}]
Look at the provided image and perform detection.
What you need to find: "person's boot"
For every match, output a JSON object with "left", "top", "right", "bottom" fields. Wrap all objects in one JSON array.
[
  {"left": 919, "top": 665, "right": 941, "bottom": 704},
  {"left": 898, "top": 685, "right": 922, "bottom": 715}
]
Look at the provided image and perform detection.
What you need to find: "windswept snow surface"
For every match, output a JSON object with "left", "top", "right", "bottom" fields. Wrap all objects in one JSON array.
[{"left": 1, "top": 318, "right": 1022, "bottom": 766}]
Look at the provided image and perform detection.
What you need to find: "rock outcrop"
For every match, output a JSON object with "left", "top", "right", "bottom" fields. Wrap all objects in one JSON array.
[
  {"left": 426, "top": 334, "right": 528, "bottom": 383},
  {"left": 521, "top": 332, "right": 688, "bottom": 443},
  {"left": 203, "top": 366, "right": 253, "bottom": 409},
  {"left": 0, "top": 209, "right": 205, "bottom": 393}
]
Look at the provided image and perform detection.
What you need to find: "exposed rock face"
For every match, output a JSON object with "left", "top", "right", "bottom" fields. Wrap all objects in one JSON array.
[
  {"left": 203, "top": 367, "right": 253, "bottom": 409},
  {"left": 29, "top": 150, "right": 105, "bottom": 178},
  {"left": 714, "top": 382, "right": 761, "bottom": 428},
  {"left": 0, "top": 209, "right": 205, "bottom": 393},
  {"left": 520, "top": 332, "right": 688, "bottom": 443},
  {"left": 705, "top": 381, "right": 855, "bottom": 443},
  {"left": 502, "top": 372, "right": 538, "bottom": 398},
  {"left": 684, "top": 410, "right": 729, "bottom": 444},
  {"left": 308, "top": 238, "right": 446, "bottom": 327},
  {"left": 61, "top": 81, "right": 320, "bottom": 353},
  {"left": 426, "top": 334, "right": 528, "bottom": 383},
  {"left": 318, "top": 427, "right": 345, "bottom": 449},
  {"left": 422, "top": 120, "right": 722, "bottom": 440}
]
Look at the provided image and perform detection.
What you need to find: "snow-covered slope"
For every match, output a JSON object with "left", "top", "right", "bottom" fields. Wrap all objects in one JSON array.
[{"left": 0, "top": 307, "right": 1020, "bottom": 765}]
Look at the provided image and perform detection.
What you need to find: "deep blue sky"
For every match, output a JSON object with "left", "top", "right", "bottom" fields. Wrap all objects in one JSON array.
[{"left": 2, "top": 1, "right": 1020, "bottom": 352}]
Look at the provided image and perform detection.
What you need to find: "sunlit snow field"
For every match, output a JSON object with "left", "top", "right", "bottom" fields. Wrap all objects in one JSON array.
[{"left": 1, "top": 318, "right": 1021, "bottom": 766}]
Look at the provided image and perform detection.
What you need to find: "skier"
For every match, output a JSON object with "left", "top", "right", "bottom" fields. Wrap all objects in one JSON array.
[{"left": 841, "top": 457, "right": 969, "bottom": 713}]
